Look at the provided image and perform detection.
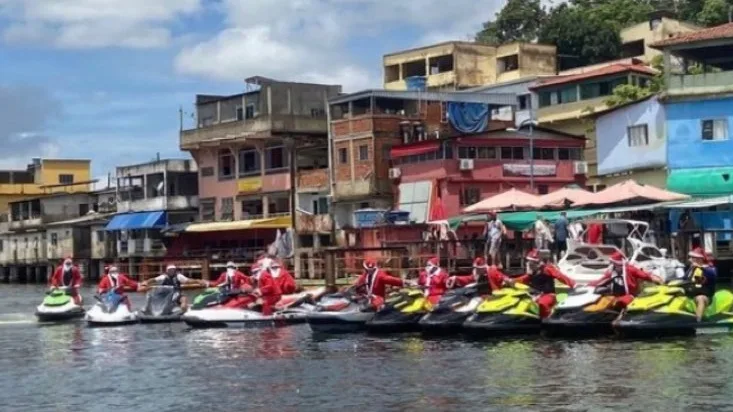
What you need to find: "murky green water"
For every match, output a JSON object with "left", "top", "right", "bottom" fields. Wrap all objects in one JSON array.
[{"left": 1, "top": 284, "right": 733, "bottom": 411}]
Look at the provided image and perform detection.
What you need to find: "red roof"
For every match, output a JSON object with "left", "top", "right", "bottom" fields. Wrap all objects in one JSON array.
[
  {"left": 651, "top": 22, "right": 733, "bottom": 48},
  {"left": 531, "top": 64, "right": 657, "bottom": 89}
]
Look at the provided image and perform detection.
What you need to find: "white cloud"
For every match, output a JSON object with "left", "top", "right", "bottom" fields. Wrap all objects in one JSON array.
[
  {"left": 0, "top": 0, "right": 200, "bottom": 48},
  {"left": 175, "top": 0, "right": 502, "bottom": 92}
]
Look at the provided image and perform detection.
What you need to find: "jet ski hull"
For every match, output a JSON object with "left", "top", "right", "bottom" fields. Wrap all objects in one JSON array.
[
  {"left": 365, "top": 312, "right": 425, "bottom": 334},
  {"left": 35, "top": 300, "right": 85, "bottom": 322},
  {"left": 543, "top": 310, "right": 618, "bottom": 337},
  {"left": 463, "top": 313, "right": 541, "bottom": 337},
  {"left": 419, "top": 312, "right": 472, "bottom": 335},
  {"left": 137, "top": 313, "right": 183, "bottom": 324},
  {"left": 614, "top": 312, "right": 733, "bottom": 337},
  {"left": 85, "top": 310, "right": 138, "bottom": 327},
  {"left": 184, "top": 306, "right": 313, "bottom": 328},
  {"left": 307, "top": 311, "right": 374, "bottom": 334}
]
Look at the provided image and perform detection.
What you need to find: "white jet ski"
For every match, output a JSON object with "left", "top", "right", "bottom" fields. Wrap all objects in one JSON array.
[
  {"left": 137, "top": 285, "right": 183, "bottom": 323},
  {"left": 35, "top": 287, "right": 85, "bottom": 322},
  {"left": 85, "top": 291, "right": 138, "bottom": 327},
  {"left": 306, "top": 288, "right": 376, "bottom": 334},
  {"left": 183, "top": 287, "right": 327, "bottom": 328}
]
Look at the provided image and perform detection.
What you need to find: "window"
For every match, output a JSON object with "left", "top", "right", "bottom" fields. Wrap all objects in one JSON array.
[
  {"left": 459, "top": 187, "right": 481, "bottom": 206},
  {"left": 338, "top": 148, "right": 348, "bottom": 164},
  {"left": 440, "top": 102, "right": 449, "bottom": 123},
  {"left": 245, "top": 104, "right": 255, "bottom": 119},
  {"left": 79, "top": 203, "right": 89, "bottom": 216},
  {"left": 265, "top": 145, "right": 286, "bottom": 170},
  {"left": 313, "top": 197, "right": 329, "bottom": 214},
  {"left": 201, "top": 116, "right": 214, "bottom": 127},
  {"left": 236, "top": 106, "right": 244, "bottom": 121},
  {"left": 518, "top": 94, "right": 531, "bottom": 111},
  {"left": 627, "top": 124, "right": 649, "bottom": 147},
  {"left": 310, "top": 108, "right": 326, "bottom": 117},
  {"left": 200, "top": 167, "right": 214, "bottom": 177},
  {"left": 200, "top": 198, "right": 215, "bottom": 222},
  {"left": 238, "top": 148, "right": 260, "bottom": 176},
  {"left": 558, "top": 148, "right": 582, "bottom": 160},
  {"left": 358, "top": 145, "right": 369, "bottom": 161},
  {"left": 241, "top": 199, "right": 264, "bottom": 218},
  {"left": 59, "top": 174, "right": 74, "bottom": 185},
  {"left": 498, "top": 54, "right": 519, "bottom": 73},
  {"left": 702, "top": 119, "right": 728, "bottom": 141},
  {"left": 96, "top": 230, "right": 105, "bottom": 242},
  {"left": 50, "top": 233, "right": 58, "bottom": 247},
  {"left": 501, "top": 147, "right": 524, "bottom": 160},
  {"left": 218, "top": 149, "right": 234, "bottom": 179},
  {"left": 539, "top": 92, "right": 552, "bottom": 107},
  {"left": 0, "top": 240, "right": 3, "bottom": 252},
  {"left": 458, "top": 146, "right": 496, "bottom": 159},
  {"left": 558, "top": 86, "right": 577, "bottom": 104},
  {"left": 532, "top": 147, "right": 556, "bottom": 160},
  {"left": 220, "top": 197, "right": 234, "bottom": 221}
]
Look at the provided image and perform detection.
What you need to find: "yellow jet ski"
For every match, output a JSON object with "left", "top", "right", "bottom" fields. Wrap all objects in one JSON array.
[{"left": 365, "top": 288, "right": 431, "bottom": 333}]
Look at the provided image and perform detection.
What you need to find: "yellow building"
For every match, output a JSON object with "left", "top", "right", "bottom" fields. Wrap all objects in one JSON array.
[
  {"left": 0, "top": 158, "right": 92, "bottom": 214},
  {"left": 383, "top": 41, "right": 557, "bottom": 91},
  {"left": 532, "top": 64, "right": 658, "bottom": 190},
  {"left": 620, "top": 12, "right": 700, "bottom": 63}
]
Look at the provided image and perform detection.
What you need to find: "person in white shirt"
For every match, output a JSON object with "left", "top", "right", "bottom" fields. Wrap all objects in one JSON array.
[
  {"left": 533, "top": 215, "right": 553, "bottom": 251},
  {"left": 140, "top": 264, "right": 207, "bottom": 312}
]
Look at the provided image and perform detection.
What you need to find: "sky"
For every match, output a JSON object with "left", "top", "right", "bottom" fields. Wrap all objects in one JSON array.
[{"left": 0, "top": 0, "right": 504, "bottom": 182}]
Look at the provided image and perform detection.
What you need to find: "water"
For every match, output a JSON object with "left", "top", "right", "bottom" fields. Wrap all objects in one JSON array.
[{"left": 2, "top": 285, "right": 733, "bottom": 411}]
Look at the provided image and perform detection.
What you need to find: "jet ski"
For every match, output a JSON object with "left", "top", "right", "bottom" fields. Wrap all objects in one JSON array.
[
  {"left": 136, "top": 285, "right": 183, "bottom": 323},
  {"left": 419, "top": 283, "right": 484, "bottom": 334},
  {"left": 462, "top": 283, "right": 543, "bottom": 337},
  {"left": 543, "top": 285, "right": 619, "bottom": 337},
  {"left": 184, "top": 287, "right": 326, "bottom": 328},
  {"left": 85, "top": 291, "right": 138, "bottom": 327},
  {"left": 615, "top": 280, "right": 733, "bottom": 337},
  {"left": 35, "top": 287, "right": 85, "bottom": 322},
  {"left": 306, "top": 288, "right": 375, "bottom": 334},
  {"left": 365, "top": 288, "right": 431, "bottom": 333}
]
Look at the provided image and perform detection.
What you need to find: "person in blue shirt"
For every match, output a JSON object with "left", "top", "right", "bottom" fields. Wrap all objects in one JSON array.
[
  {"left": 686, "top": 247, "right": 717, "bottom": 322},
  {"left": 553, "top": 212, "right": 569, "bottom": 261}
]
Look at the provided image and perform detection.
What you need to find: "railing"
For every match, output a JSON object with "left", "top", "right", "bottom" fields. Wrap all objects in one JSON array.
[{"left": 668, "top": 71, "right": 733, "bottom": 95}]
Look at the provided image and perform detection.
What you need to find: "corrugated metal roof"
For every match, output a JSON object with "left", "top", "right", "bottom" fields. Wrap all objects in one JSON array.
[
  {"left": 663, "top": 196, "right": 733, "bottom": 209},
  {"left": 328, "top": 89, "right": 517, "bottom": 106},
  {"left": 532, "top": 64, "right": 658, "bottom": 89},
  {"left": 651, "top": 22, "right": 733, "bottom": 48}
]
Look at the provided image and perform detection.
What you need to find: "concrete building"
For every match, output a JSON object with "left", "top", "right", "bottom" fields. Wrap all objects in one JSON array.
[
  {"left": 0, "top": 158, "right": 92, "bottom": 216},
  {"left": 327, "top": 89, "right": 517, "bottom": 228},
  {"left": 104, "top": 159, "right": 199, "bottom": 265},
  {"left": 594, "top": 95, "right": 667, "bottom": 188},
  {"left": 177, "top": 77, "right": 341, "bottom": 272},
  {"left": 383, "top": 41, "right": 557, "bottom": 91},
  {"left": 620, "top": 11, "right": 700, "bottom": 63},
  {"left": 466, "top": 76, "right": 554, "bottom": 128},
  {"left": 652, "top": 23, "right": 733, "bottom": 197},
  {"left": 531, "top": 63, "right": 657, "bottom": 190}
]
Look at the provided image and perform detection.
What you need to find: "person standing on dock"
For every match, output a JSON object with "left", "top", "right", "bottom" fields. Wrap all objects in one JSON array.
[
  {"left": 483, "top": 213, "right": 506, "bottom": 268},
  {"left": 49, "top": 257, "right": 82, "bottom": 305},
  {"left": 553, "top": 212, "right": 569, "bottom": 262}
]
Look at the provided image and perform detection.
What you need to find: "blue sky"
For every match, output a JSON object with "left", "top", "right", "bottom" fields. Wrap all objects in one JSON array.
[{"left": 0, "top": 0, "right": 501, "bottom": 180}]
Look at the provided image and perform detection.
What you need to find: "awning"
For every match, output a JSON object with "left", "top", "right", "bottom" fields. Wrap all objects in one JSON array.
[
  {"left": 663, "top": 196, "right": 733, "bottom": 209},
  {"left": 390, "top": 141, "right": 440, "bottom": 159},
  {"left": 105, "top": 211, "right": 166, "bottom": 231},
  {"left": 667, "top": 168, "right": 733, "bottom": 197},
  {"left": 184, "top": 215, "right": 291, "bottom": 233}
]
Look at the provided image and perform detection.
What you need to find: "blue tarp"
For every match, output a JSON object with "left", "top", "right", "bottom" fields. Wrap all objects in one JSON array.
[
  {"left": 447, "top": 102, "right": 489, "bottom": 134},
  {"left": 105, "top": 211, "right": 167, "bottom": 231}
]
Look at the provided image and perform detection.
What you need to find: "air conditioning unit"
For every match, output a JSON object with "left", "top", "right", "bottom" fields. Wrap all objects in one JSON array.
[
  {"left": 388, "top": 168, "right": 402, "bottom": 179},
  {"left": 573, "top": 161, "right": 589, "bottom": 175},
  {"left": 459, "top": 158, "right": 474, "bottom": 171}
]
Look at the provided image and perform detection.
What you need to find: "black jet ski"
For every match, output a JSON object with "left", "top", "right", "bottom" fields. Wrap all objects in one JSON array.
[
  {"left": 543, "top": 285, "right": 619, "bottom": 337},
  {"left": 307, "top": 288, "right": 375, "bottom": 334},
  {"left": 137, "top": 285, "right": 183, "bottom": 323},
  {"left": 365, "top": 288, "right": 431, "bottom": 333},
  {"left": 419, "top": 283, "right": 485, "bottom": 334},
  {"left": 615, "top": 280, "right": 733, "bottom": 338}
]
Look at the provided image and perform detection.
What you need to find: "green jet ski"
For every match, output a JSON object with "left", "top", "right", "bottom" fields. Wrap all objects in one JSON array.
[
  {"left": 35, "top": 287, "right": 85, "bottom": 322},
  {"left": 615, "top": 280, "right": 733, "bottom": 337}
]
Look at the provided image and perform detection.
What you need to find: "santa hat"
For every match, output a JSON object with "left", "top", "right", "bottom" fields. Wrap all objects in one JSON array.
[
  {"left": 63, "top": 256, "right": 73, "bottom": 265},
  {"left": 363, "top": 258, "right": 377, "bottom": 270},
  {"left": 473, "top": 257, "right": 487, "bottom": 268},
  {"left": 526, "top": 249, "right": 540, "bottom": 262},
  {"left": 226, "top": 261, "right": 236, "bottom": 269},
  {"left": 688, "top": 247, "right": 705, "bottom": 259},
  {"left": 609, "top": 251, "right": 626, "bottom": 265},
  {"left": 426, "top": 257, "right": 439, "bottom": 267}
]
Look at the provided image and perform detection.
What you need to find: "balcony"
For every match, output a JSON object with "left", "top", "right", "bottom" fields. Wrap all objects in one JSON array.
[
  {"left": 117, "top": 196, "right": 199, "bottom": 213},
  {"left": 334, "top": 177, "right": 393, "bottom": 201},
  {"left": 296, "top": 213, "right": 333, "bottom": 234},
  {"left": 667, "top": 71, "right": 733, "bottom": 97},
  {"left": 331, "top": 115, "right": 422, "bottom": 138},
  {"left": 180, "top": 114, "right": 327, "bottom": 149},
  {"left": 9, "top": 216, "right": 42, "bottom": 231},
  {"left": 297, "top": 169, "right": 329, "bottom": 193}
]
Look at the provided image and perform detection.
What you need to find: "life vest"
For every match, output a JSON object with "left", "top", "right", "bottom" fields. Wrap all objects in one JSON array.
[
  {"left": 610, "top": 267, "right": 627, "bottom": 296},
  {"left": 161, "top": 274, "right": 182, "bottom": 290},
  {"left": 62, "top": 268, "right": 74, "bottom": 287},
  {"left": 528, "top": 268, "right": 555, "bottom": 294},
  {"left": 687, "top": 266, "right": 706, "bottom": 288}
]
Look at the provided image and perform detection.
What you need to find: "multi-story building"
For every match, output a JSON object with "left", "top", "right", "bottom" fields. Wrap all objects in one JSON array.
[
  {"left": 327, "top": 89, "right": 518, "bottom": 228},
  {"left": 466, "top": 76, "right": 554, "bottom": 128},
  {"left": 383, "top": 41, "right": 557, "bottom": 91},
  {"left": 651, "top": 23, "right": 733, "bottom": 197},
  {"left": 103, "top": 159, "right": 199, "bottom": 270},
  {"left": 0, "top": 158, "right": 92, "bottom": 215},
  {"left": 531, "top": 63, "right": 657, "bottom": 190},
  {"left": 594, "top": 95, "right": 667, "bottom": 188},
  {"left": 620, "top": 11, "right": 700, "bottom": 63},
  {"left": 176, "top": 77, "right": 341, "bottom": 270}
]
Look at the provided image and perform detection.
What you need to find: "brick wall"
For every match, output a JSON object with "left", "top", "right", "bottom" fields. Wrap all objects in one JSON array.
[{"left": 297, "top": 169, "right": 329, "bottom": 190}]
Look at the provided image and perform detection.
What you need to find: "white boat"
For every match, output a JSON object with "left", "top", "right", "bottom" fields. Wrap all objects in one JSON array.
[
  {"left": 558, "top": 219, "right": 684, "bottom": 285},
  {"left": 85, "top": 292, "right": 138, "bottom": 327}
]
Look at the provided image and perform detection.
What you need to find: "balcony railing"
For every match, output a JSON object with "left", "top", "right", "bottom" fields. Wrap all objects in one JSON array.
[
  {"left": 297, "top": 169, "right": 329, "bottom": 192},
  {"left": 117, "top": 196, "right": 199, "bottom": 213},
  {"left": 333, "top": 177, "right": 393, "bottom": 200},
  {"left": 668, "top": 71, "right": 733, "bottom": 96},
  {"left": 297, "top": 213, "right": 333, "bottom": 234}
]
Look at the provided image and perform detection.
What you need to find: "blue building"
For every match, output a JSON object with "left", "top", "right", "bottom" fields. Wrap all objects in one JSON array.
[{"left": 652, "top": 23, "right": 733, "bottom": 197}]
